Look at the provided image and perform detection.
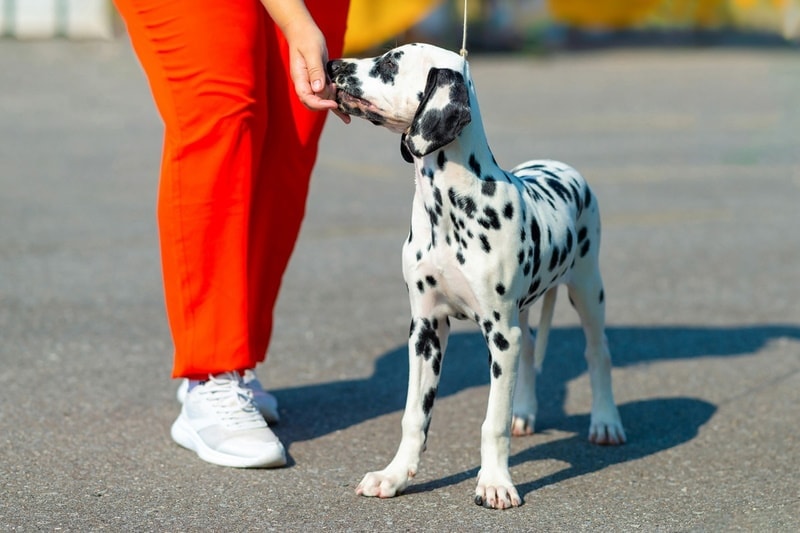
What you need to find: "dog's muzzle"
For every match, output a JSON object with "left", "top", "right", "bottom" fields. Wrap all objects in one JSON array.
[{"left": 326, "top": 59, "right": 386, "bottom": 125}]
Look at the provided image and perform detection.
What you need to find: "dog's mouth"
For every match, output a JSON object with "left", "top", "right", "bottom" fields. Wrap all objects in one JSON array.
[
  {"left": 335, "top": 88, "right": 373, "bottom": 109},
  {"left": 334, "top": 88, "right": 387, "bottom": 126}
]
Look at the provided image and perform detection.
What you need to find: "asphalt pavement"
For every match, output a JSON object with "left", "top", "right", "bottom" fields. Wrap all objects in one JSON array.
[{"left": 1, "top": 39, "right": 799, "bottom": 531}]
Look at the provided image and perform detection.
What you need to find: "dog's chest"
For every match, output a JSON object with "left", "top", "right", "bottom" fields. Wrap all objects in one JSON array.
[{"left": 404, "top": 178, "right": 530, "bottom": 316}]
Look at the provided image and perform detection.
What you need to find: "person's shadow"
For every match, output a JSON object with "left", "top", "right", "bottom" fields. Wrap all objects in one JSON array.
[{"left": 272, "top": 323, "right": 799, "bottom": 498}]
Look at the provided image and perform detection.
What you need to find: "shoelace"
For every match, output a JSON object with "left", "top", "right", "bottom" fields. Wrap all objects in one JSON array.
[{"left": 199, "top": 372, "right": 267, "bottom": 430}]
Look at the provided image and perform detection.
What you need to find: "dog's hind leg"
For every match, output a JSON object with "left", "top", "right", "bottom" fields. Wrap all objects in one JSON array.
[
  {"left": 356, "top": 314, "right": 450, "bottom": 498},
  {"left": 567, "top": 266, "right": 626, "bottom": 445},
  {"left": 511, "top": 307, "right": 537, "bottom": 436},
  {"left": 511, "top": 288, "right": 557, "bottom": 436}
]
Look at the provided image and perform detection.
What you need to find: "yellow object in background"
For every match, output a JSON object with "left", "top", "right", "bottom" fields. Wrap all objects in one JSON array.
[
  {"left": 547, "top": 0, "right": 664, "bottom": 28},
  {"left": 343, "top": 0, "right": 443, "bottom": 54},
  {"left": 546, "top": 0, "right": 800, "bottom": 37}
]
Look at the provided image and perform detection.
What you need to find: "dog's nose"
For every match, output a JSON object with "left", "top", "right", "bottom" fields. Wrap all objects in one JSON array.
[{"left": 326, "top": 59, "right": 345, "bottom": 80}]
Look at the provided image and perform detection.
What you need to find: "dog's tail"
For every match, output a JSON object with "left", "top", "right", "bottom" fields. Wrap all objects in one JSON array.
[{"left": 534, "top": 287, "right": 558, "bottom": 372}]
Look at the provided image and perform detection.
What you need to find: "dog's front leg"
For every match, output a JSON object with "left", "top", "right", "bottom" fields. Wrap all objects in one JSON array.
[
  {"left": 356, "top": 314, "right": 449, "bottom": 499},
  {"left": 476, "top": 314, "right": 523, "bottom": 509}
]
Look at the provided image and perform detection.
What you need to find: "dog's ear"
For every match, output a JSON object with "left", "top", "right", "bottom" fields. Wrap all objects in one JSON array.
[{"left": 401, "top": 67, "right": 471, "bottom": 161}]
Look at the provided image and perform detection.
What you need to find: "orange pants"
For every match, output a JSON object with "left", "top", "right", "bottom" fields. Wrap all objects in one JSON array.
[{"left": 114, "top": 0, "right": 349, "bottom": 379}]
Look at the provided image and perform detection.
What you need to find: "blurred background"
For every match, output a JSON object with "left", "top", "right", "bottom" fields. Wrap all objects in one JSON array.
[
  {"left": 2, "top": 1, "right": 799, "bottom": 530},
  {"left": 2, "top": 0, "right": 798, "bottom": 51}
]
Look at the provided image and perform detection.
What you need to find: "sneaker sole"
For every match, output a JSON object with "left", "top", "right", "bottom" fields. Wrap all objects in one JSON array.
[{"left": 170, "top": 415, "right": 287, "bottom": 469}]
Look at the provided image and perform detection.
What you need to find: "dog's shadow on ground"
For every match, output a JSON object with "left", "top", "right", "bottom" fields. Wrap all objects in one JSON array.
[{"left": 273, "top": 324, "right": 799, "bottom": 496}]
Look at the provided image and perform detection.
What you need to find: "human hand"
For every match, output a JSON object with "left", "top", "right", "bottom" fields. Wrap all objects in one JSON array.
[{"left": 283, "top": 19, "right": 350, "bottom": 124}]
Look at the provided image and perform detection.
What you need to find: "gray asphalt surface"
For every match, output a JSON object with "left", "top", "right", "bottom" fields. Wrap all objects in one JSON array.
[{"left": 1, "top": 39, "right": 799, "bottom": 531}]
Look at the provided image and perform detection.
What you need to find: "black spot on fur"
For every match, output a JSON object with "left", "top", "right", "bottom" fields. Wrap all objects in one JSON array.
[
  {"left": 479, "top": 234, "right": 491, "bottom": 253},
  {"left": 549, "top": 247, "right": 560, "bottom": 271},
  {"left": 368, "top": 50, "right": 403, "bottom": 84},
  {"left": 432, "top": 187, "right": 443, "bottom": 208},
  {"left": 416, "top": 280, "right": 425, "bottom": 293},
  {"left": 492, "top": 361, "right": 502, "bottom": 379},
  {"left": 478, "top": 207, "right": 501, "bottom": 230},
  {"left": 559, "top": 246, "right": 569, "bottom": 266},
  {"left": 580, "top": 239, "right": 591, "bottom": 257},
  {"left": 599, "top": 289, "right": 605, "bottom": 303},
  {"left": 427, "top": 206, "right": 439, "bottom": 230},
  {"left": 528, "top": 278, "right": 541, "bottom": 296},
  {"left": 493, "top": 332, "right": 510, "bottom": 351},
  {"left": 422, "top": 387, "right": 437, "bottom": 415},
  {"left": 481, "top": 180, "right": 496, "bottom": 196},
  {"left": 503, "top": 203, "right": 514, "bottom": 219},
  {"left": 328, "top": 61, "right": 363, "bottom": 97},
  {"left": 456, "top": 252, "right": 466, "bottom": 265},
  {"left": 577, "top": 226, "right": 588, "bottom": 243},
  {"left": 530, "top": 219, "right": 541, "bottom": 246},
  {"left": 493, "top": 311, "right": 501, "bottom": 321},
  {"left": 531, "top": 180, "right": 555, "bottom": 203},
  {"left": 425, "top": 275, "right": 437, "bottom": 287},
  {"left": 469, "top": 153, "right": 481, "bottom": 177},
  {"left": 432, "top": 351, "right": 442, "bottom": 376},
  {"left": 461, "top": 196, "right": 477, "bottom": 218},
  {"left": 544, "top": 176, "right": 572, "bottom": 203},
  {"left": 495, "top": 283, "right": 506, "bottom": 295},
  {"left": 415, "top": 319, "right": 440, "bottom": 360}
]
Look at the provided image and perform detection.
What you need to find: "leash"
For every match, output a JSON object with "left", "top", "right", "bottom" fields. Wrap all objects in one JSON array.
[{"left": 459, "top": 0, "right": 469, "bottom": 58}]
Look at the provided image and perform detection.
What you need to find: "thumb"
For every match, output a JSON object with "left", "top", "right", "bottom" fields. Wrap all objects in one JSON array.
[{"left": 306, "top": 58, "right": 327, "bottom": 94}]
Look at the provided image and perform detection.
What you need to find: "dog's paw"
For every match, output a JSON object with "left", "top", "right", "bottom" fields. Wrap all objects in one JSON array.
[
  {"left": 356, "top": 470, "right": 409, "bottom": 499},
  {"left": 475, "top": 472, "right": 522, "bottom": 509},
  {"left": 588, "top": 415, "right": 626, "bottom": 446},
  {"left": 511, "top": 413, "right": 536, "bottom": 436}
]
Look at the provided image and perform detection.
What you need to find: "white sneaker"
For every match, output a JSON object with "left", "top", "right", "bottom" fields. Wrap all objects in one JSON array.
[
  {"left": 170, "top": 372, "right": 287, "bottom": 468},
  {"left": 176, "top": 369, "right": 280, "bottom": 423}
]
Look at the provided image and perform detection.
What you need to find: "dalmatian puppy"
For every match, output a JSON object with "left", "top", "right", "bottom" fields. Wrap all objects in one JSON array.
[{"left": 327, "top": 43, "right": 626, "bottom": 510}]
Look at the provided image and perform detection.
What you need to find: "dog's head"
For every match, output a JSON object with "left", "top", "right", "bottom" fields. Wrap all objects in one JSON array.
[{"left": 327, "top": 43, "right": 472, "bottom": 162}]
